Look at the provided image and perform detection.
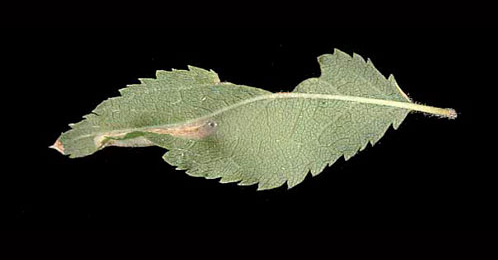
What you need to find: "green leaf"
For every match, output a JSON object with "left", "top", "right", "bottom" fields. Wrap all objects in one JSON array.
[{"left": 51, "top": 49, "right": 456, "bottom": 190}]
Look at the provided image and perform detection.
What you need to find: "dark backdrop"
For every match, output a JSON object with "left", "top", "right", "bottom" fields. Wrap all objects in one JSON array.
[{"left": 2, "top": 27, "right": 492, "bottom": 230}]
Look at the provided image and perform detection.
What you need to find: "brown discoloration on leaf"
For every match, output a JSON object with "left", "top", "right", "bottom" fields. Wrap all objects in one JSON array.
[
  {"left": 147, "top": 120, "right": 218, "bottom": 140},
  {"left": 94, "top": 132, "right": 127, "bottom": 148},
  {"left": 92, "top": 120, "right": 218, "bottom": 150},
  {"left": 49, "top": 137, "right": 65, "bottom": 154}
]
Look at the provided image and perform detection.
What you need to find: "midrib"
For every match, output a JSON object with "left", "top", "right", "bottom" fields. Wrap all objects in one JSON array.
[{"left": 75, "top": 92, "right": 456, "bottom": 140}]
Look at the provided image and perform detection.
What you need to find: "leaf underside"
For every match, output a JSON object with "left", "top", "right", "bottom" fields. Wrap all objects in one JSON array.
[{"left": 54, "top": 49, "right": 423, "bottom": 190}]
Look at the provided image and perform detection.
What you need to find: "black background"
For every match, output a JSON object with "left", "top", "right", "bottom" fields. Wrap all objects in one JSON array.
[{"left": 2, "top": 26, "right": 493, "bottom": 231}]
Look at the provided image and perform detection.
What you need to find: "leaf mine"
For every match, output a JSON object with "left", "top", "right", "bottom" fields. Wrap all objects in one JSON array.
[
  {"left": 147, "top": 120, "right": 218, "bottom": 140},
  {"left": 52, "top": 49, "right": 456, "bottom": 190}
]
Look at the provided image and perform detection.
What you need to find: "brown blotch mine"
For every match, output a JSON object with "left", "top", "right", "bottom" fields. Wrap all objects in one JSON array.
[
  {"left": 49, "top": 137, "right": 65, "bottom": 154},
  {"left": 147, "top": 120, "right": 218, "bottom": 140}
]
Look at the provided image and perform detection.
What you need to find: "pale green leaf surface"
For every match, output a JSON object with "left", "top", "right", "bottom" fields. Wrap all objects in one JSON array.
[
  {"left": 52, "top": 49, "right": 455, "bottom": 190},
  {"left": 58, "top": 66, "right": 270, "bottom": 158}
]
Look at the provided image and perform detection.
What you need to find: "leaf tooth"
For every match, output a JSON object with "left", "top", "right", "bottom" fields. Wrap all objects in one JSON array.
[
  {"left": 219, "top": 175, "right": 242, "bottom": 184},
  {"left": 333, "top": 48, "right": 351, "bottom": 60},
  {"left": 310, "top": 161, "right": 327, "bottom": 177},
  {"left": 310, "top": 153, "right": 340, "bottom": 177},
  {"left": 359, "top": 141, "right": 370, "bottom": 152},
  {"left": 187, "top": 65, "right": 206, "bottom": 74},
  {"left": 257, "top": 177, "right": 286, "bottom": 191},
  {"left": 367, "top": 58, "right": 389, "bottom": 82},
  {"left": 205, "top": 173, "right": 221, "bottom": 180},
  {"left": 118, "top": 88, "right": 128, "bottom": 95},
  {"left": 186, "top": 65, "right": 207, "bottom": 72},
  {"left": 343, "top": 147, "right": 359, "bottom": 161},
  {"left": 286, "top": 170, "right": 310, "bottom": 189},
  {"left": 185, "top": 168, "right": 205, "bottom": 177},
  {"left": 388, "top": 74, "right": 412, "bottom": 102},
  {"left": 237, "top": 177, "right": 258, "bottom": 187},
  {"left": 352, "top": 52, "right": 367, "bottom": 64},
  {"left": 393, "top": 111, "right": 409, "bottom": 130},
  {"left": 369, "top": 121, "right": 394, "bottom": 147},
  {"left": 186, "top": 65, "right": 197, "bottom": 70},
  {"left": 138, "top": 78, "right": 157, "bottom": 85},
  {"left": 119, "top": 84, "right": 141, "bottom": 95}
]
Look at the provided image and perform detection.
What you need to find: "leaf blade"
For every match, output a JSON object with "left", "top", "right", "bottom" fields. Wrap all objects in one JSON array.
[{"left": 53, "top": 49, "right": 456, "bottom": 190}]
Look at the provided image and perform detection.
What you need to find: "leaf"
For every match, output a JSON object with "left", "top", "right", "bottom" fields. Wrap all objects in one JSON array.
[{"left": 51, "top": 49, "right": 456, "bottom": 190}]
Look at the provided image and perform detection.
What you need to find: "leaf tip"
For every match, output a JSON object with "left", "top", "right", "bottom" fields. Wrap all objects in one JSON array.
[{"left": 49, "top": 136, "right": 65, "bottom": 155}]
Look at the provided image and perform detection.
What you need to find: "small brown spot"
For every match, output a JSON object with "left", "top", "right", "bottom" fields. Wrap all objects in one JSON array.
[{"left": 49, "top": 137, "right": 65, "bottom": 154}]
